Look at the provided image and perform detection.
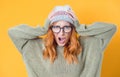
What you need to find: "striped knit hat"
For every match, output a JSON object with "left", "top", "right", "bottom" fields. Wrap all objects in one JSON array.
[{"left": 49, "top": 5, "right": 75, "bottom": 25}]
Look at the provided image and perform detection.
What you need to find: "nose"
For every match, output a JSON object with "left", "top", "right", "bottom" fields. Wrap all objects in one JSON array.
[{"left": 59, "top": 28, "right": 64, "bottom": 35}]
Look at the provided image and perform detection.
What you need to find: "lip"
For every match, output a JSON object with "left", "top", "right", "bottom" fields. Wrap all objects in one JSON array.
[{"left": 58, "top": 37, "right": 66, "bottom": 44}]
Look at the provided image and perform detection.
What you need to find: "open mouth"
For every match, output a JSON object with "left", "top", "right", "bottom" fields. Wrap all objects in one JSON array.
[{"left": 58, "top": 37, "right": 66, "bottom": 44}]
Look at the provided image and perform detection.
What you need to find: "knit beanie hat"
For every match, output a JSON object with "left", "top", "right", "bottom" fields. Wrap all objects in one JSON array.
[{"left": 49, "top": 5, "right": 75, "bottom": 25}]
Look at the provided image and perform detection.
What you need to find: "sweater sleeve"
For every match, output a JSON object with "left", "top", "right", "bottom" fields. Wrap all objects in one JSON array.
[
  {"left": 76, "top": 22, "right": 117, "bottom": 51},
  {"left": 8, "top": 20, "right": 50, "bottom": 54}
]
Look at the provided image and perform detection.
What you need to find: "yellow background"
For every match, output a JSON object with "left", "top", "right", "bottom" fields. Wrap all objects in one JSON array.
[{"left": 0, "top": 0, "right": 120, "bottom": 77}]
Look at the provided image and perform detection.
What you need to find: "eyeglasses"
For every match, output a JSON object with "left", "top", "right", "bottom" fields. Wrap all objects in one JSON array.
[{"left": 51, "top": 25, "right": 72, "bottom": 33}]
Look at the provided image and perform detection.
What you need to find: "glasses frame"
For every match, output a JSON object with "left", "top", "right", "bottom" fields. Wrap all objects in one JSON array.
[{"left": 50, "top": 25, "right": 73, "bottom": 33}]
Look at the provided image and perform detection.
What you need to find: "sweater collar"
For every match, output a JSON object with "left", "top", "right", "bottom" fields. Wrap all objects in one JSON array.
[{"left": 56, "top": 45, "right": 64, "bottom": 53}]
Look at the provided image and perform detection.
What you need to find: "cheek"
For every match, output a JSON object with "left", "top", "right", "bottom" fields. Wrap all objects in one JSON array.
[
  {"left": 53, "top": 33, "right": 58, "bottom": 41},
  {"left": 66, "top": 33, "right": 71, "bottom": 40}
]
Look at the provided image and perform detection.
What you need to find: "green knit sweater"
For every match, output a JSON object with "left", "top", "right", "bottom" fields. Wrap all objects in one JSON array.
[{"left": 8, "top": 19, "right": 117, "bottom": 77}]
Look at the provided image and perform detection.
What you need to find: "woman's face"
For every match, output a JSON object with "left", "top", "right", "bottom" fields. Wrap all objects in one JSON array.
[{"left": 51, "top": 20, "right": 72, "bottom": 46}]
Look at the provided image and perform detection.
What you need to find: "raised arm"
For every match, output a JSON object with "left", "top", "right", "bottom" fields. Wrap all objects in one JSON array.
[
  {"left": 74, "top": 20, "right": 117, "bottom": 50},
  {"left": 8, "top": 19, "right": 50, "bottom": 54},
  {"left": 73, "top": 21, "right": 117, "bottom": 77}
]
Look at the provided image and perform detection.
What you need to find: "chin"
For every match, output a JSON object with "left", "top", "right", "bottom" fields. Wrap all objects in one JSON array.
[{"left": 58, "top": 43, "right": 66, "bottom": 47}]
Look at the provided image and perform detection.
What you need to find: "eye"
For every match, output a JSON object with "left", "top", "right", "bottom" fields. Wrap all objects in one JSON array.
[
  {"left": 64, "top": 26, "right": 72, "bottom": 32},
  {"left": 51, "top": 26, "right": 60, "bottom": 33}
]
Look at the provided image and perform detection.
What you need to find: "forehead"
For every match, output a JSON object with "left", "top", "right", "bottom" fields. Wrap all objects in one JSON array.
[{"left": 52, "top": 20, "right": 71, "bottom": 27}]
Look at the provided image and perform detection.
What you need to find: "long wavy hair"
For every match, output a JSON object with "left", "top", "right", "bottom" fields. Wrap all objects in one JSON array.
[{"left": 43, "top": 23, "right": 82, "bottom": 64}]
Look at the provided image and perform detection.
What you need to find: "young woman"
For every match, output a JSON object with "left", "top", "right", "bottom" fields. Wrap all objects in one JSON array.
[{"left": 8, "top": 5, "right": 117, "bottom": 77}]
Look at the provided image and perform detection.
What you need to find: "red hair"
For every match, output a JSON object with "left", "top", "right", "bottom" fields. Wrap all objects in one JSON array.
[{"left": 43, "top": 24, "right": 82, "bottom": 64}]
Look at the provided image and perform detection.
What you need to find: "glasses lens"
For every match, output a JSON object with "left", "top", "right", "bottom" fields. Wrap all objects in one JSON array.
[
  {"left": 51, "top": 26, "right": 60, "bottom": 33},
  {"left": 64, "top": 26, "right": 72, "bottom": 32},
  {"left": 51, "top": 26, "right": 72, "bottom": 33}
]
